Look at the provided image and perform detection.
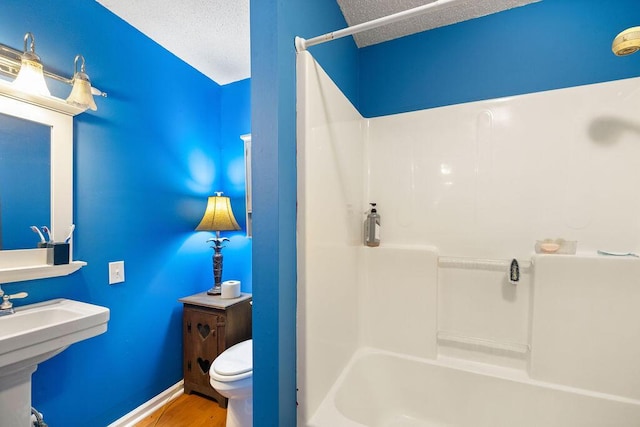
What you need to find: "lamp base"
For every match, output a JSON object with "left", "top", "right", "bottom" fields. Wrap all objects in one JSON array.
[{"left": 207, "top": 285, "right": 222, "bottom": 295}]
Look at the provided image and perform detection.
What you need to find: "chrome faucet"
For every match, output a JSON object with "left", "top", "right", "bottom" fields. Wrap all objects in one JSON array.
[{"left": 0, "top": 285, "right": 28, "bottom": 316}]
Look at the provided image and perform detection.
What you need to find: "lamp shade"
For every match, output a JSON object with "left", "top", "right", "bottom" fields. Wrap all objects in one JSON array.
[
  {"left": 66, "top": 55, "right": 97, "bottom": 111},
  {"left": 196, "top": 194, "right": 241, "bottom": 232},
  {"left": 13, "top": 33, "right": 50, "bottom": 96}
]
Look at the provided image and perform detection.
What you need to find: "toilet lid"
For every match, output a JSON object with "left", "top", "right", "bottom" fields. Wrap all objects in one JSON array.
[{"left": 213, "top": 339, "right": 252, "bottom": 376}]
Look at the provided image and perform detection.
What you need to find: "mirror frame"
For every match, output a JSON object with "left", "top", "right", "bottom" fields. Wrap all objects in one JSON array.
[
  {"left": 241, "top": 133, "right": 252, "bottom": 238},
  {"left": 0, "top": 79, "right": 85, "bottom": 283}
]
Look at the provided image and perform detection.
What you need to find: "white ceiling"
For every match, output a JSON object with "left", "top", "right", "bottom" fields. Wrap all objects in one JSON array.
[
  {"left": 337, "top": 0, "right": 540, "bottom": 48},
  {"left": 96, "top": 0, "right": 539, "bottom": 85},
  {"left": 96, "top": 0, "right": 251, "bottom": 85}
]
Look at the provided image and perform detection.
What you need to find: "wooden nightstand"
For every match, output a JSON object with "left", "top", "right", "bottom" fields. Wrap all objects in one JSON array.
[{"left": 179, "top": 292, "right": 252, "bottom": 408}]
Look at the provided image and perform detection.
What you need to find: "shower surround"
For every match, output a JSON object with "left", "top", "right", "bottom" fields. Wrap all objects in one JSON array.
[{"left": 296, "top": 51, "right": 640, "bottom": 426}]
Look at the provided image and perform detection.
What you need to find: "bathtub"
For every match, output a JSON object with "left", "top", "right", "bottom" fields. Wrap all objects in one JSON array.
[{"left": 306, "top": 348, "right": 640, "bottom": 427}]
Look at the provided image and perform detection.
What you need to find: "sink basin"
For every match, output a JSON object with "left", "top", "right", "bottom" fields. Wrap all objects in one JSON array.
[
  {"left": 0, "top": 298, "right": 109, "bottom": 426},
  {"left": 0, "top": 298, "right": 109, "bottom": 375}
]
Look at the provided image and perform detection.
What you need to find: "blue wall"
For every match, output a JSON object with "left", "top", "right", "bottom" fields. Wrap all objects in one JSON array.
[
  {"left": 1, "top": 1, "right": 250, "bottom": 425},
  {"left": 251, "top": 0, "right": 640, "bottom": 425},
  {"left": 250, "top": 1, "right": 358, "bottom": 425},
  {"left": 359, "top": 0, "right": 640, "bottom": 117},
  {"left": 4, "top": 0, "right": 639, "bottom": 425},
  {"left": 220, "top": 78, "right": 252, "bottom": 291}
]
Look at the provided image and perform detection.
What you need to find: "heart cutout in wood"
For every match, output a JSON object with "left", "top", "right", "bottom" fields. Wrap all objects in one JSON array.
[
  {"left": 197, "top": 323, "right": 211, "bottom": 339},
  {"left": 197, "top": 357, "right": 211, "bottom": 374}
]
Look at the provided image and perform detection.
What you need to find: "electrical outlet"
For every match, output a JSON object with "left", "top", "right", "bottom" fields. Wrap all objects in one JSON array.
[{"left": 109, "top": 261, "right": 125, "bottom": 285}]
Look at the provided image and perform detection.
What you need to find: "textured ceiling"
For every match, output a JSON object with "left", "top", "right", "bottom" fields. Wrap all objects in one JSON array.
[
  {"left": 336, "top": 0, "right": 541, "bottom": 47},
  {"left": 95, "top": 0, "right": 539, "bottom": 85},
  {"left": 96, "top": 0, "right": 250, "bottom": 85}
]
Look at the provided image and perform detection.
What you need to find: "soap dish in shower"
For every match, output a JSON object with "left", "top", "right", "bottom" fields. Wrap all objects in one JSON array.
[{"left": 535, "top": 239, "right": 576, "bottom": 255}]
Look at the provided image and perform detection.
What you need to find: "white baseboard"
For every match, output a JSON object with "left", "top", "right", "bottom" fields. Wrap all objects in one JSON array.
[{"left": 108, "top": 380, "right": 184, "bottom": 427}]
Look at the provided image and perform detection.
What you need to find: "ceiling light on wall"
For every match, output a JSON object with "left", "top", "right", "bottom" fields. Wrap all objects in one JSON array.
[
  {"left": 0, "top": 31, "right": 107, "bottom": 111},
  {"left": 12, "top": 32, "right": 50, "bottom": 96},
  {"left": 66, "top": 55, "right": 97, "bottom": 111}
]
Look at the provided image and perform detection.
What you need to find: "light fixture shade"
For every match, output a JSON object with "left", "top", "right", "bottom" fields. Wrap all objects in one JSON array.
[
  {"left": 12, "top": 32, "right": 50, "bottom": 96},
  {"left": 195, "top": 194, "right": 241, "bottom": 232},
  {"left": 66, "top": 77, "right": 97, "bottom": 110},
  {"left": 66, "top": 55, "right": 97, "bottom": 111}
]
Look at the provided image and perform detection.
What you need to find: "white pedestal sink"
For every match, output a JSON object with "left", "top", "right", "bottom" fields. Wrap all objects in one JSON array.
[{"left": 0, "top": 299, "right": 109, "bottom": 426}]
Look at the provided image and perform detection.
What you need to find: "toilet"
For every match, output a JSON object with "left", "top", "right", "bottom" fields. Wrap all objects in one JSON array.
[{"left": 209, "top": 339, "right": 253, "bottom": 427}]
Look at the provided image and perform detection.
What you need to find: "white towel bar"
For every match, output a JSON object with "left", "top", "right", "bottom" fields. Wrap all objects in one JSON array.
[{"left": 438, "top": 256, "right": 531, "bottom": 273}]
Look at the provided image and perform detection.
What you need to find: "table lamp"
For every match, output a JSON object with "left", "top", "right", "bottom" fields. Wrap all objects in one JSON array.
[{"left": 196, "top": 192, "right": 241, "bottom": 295}]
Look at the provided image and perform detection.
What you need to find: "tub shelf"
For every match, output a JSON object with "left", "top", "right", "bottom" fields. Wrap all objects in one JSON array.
[{"left": 437, "top": 331, "right": 530, "bottom": 355}]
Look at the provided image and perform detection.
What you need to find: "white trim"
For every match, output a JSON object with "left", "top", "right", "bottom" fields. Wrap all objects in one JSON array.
[
  {"left": 241, "top": 133, "right": 252, "bottom": 238},
  {"left": 107, "top": 380, "right": 184, "bottom": 427},
  {"left": 0, "top": 79, "right": 84, "bottom": 116}
]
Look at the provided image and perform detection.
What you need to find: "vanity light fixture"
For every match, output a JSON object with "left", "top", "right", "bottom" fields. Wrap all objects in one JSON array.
[
  {"left": 195, "top": 193, "right": 241, "bottom": 295},
  {"left": 66, "top": 55, "right": 97, "bottom": 111},
  {"left": 0, "top": 31, "right": 106, "bottom": 110},
  {"left": 12, "top": 32, "right": 50, "bottom": 96}
]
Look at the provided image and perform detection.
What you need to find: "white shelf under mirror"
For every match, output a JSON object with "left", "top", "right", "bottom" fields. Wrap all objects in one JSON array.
[{"left": 0, "top": 262, "right": 87, "bottom": 284}]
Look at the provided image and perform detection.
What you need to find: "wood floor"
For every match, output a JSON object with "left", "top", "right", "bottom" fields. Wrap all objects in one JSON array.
[{"left": 134, "top": 392, "right": 227, "bottom": 427}]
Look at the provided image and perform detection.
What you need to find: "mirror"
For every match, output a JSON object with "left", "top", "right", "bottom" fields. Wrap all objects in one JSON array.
[
  {"left": 0, "top": 113, "right": 51, "bottom": 249},
  {"left": 241, "top": 134, "right": 252, "bottom": 238},
  {"left": 0, "top": 79, "right": 80, "bottom": 281}
]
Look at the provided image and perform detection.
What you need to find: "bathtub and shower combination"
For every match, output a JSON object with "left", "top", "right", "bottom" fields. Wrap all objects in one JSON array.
[
  {"left": 295, "top": 22, "right": 640, "bottom": 426},
  {"left": 313, "top": 347, "right": 640, "bottom": 427}
]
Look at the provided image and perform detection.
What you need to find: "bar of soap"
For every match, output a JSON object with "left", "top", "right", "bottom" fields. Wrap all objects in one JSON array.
[{"left": 540, "top": 242, "right": 560, "bottom": 253}]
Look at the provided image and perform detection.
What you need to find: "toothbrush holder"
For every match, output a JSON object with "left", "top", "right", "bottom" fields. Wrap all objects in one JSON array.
[{"left": 46, "top": 243, "right": 70, "bottom": 265}]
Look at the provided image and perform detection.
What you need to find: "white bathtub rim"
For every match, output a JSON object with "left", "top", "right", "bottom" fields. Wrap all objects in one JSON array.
[
  {"left": 304, "top": 346, "right": 369, "bottom": 427},
  {"left": 387, "top": 346, "right": 640, "bottom": 405},
  {"left": 304, "top": 346, "right": 640, "bottom": 426}
]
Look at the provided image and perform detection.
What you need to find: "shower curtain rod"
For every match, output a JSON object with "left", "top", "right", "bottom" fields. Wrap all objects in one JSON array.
[{"left": 295, "top": 0, "right": 457, "bottom": 52}]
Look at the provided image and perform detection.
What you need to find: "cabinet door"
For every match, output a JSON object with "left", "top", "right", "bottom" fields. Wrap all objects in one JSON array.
[{"left": 184, "top": 308, "right": 220, "bottom": 390}]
